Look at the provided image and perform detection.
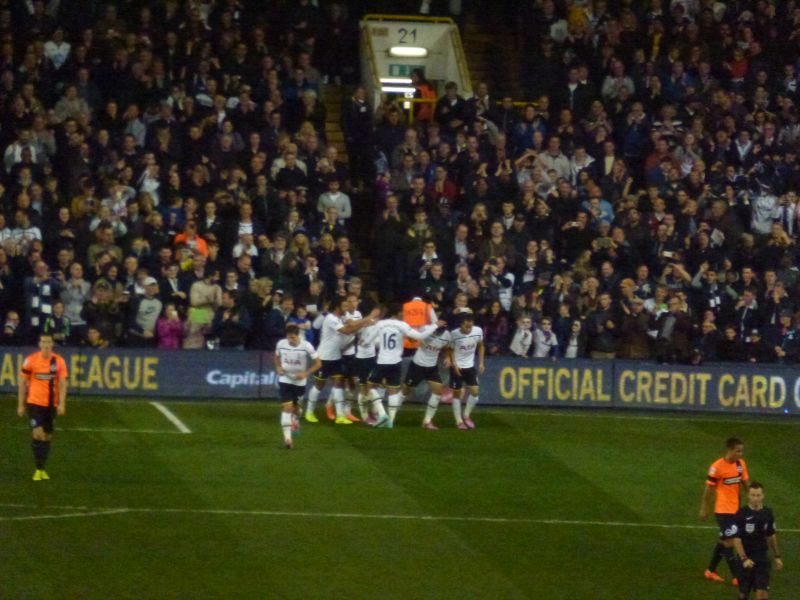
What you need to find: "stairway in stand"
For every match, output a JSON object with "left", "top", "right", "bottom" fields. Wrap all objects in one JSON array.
[
  {"left": 321, "top": 85, "right": 347, "bottom": 162},
  {"left": 459, "top": 18, "right": 525, "bottom": 100},
  {"left": 320, "top": 84, "right": 377, "bottom": 293}
]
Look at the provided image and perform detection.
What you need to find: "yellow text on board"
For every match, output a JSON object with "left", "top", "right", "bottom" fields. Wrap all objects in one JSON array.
[
  {"left": 499, "top": 367, "right": 611, "bottom": 403},
  {"left": 0, "top": 352, "right": 158, "bottom": 391}
]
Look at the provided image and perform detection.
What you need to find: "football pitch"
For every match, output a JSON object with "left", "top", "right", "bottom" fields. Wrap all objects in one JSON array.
[{"left": 2, "top": 397, "right": 798, "bottom": 600}]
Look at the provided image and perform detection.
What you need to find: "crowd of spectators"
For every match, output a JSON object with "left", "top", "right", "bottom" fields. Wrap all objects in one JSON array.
[
  {"left": 3, "top": 0, "right": 800, "bottom": 366},
  {"left": 366, "top": 0, "right": 800, "bottom": 365},
  {"left": 0, "top": 0, "right": 372, "bottom": 352}
]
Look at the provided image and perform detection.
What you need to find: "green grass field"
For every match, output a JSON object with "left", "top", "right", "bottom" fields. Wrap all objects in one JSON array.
[{"left": 2, "top": 397, "right": 798, "bottom": 599}]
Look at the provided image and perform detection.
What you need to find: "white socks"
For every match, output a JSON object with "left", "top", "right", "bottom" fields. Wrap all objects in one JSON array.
[
  {"left": 464, "top": 393, "right": 479, "bottom": 419},
  {"left": 332, "top": 387, "right": 346, "bottom": 418},
  {"left": 424, "top": 393, "right": 440, "bottom": 424},
  {"left": 452, "top": 394, "right": 463, "bottom": 423},
  {"left": 387, "top": 393, "right": 402, "bottom": 424},
  {"left": 307, "top": 387, "right": 320, "bottom": 414},
  {"left": 345, "top": 388, "right": 356, "bottom": 415},
  {"left": 369, "top": 388, "right": 387, "bottom": 418},
  {"left": 357, "top": 393, "right": 370, "bottom": 419},
  {"left": 280, "top": 411, "right": 293, "bottom": 444}
]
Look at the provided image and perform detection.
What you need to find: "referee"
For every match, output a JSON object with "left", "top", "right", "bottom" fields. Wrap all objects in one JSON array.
[
  {"left": 17, "top": 333, "right": 69, "bottom": 481},
  {"left": 732, "top": 482, "right": 784, "bottom": 600}
]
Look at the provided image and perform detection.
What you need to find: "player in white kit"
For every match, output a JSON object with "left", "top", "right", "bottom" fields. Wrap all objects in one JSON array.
[
  {"left": 361, "top": 304, "right": 444, "bottom": 428},
  {"left": 306, "top": 296, "right": 379, "bottom": 424},
  {"left": 340, "top": 294, "right": 365, "bottom": 421},
  {"left": 354, "top": 305, "right": 384, "bottom": 423},
  {"left": 274, "top": 324, "right": 321, "bottom": 448},
  {"left": 401, "top": 326, "right": 452, "bottom": 430},
  {"left": 447, "top": 312, "right": 485, "bottom": 429}
]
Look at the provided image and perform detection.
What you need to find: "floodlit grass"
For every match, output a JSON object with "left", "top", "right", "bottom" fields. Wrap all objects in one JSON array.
[{"left": 2, "top": 398, "right": 798, "bottom": 599}]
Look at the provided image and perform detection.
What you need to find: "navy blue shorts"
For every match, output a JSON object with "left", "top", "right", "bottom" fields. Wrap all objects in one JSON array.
[
  {"left": 341, "top": 354, "right": 356, "bottom": 378},
  {"left": 28, "top": 404, "right": 55, "bottom": 434},
  {"left": 354, "top": 357, "right": 376, "bottom": 383},
  {"left": 716, "top": 514, "right": 738, "bottom": 540},
  {"left": 450, "top": 367, "right": 478, "bottom": 390},
  {"left": 279, "top": 382, "right": 306, "bottom": 405},
  {"left": 368, "top": 363, "right": 403, "bottom": 388},
  {"left": 404, "top": 362, "right": 441, "bottom": 387},
  {"left": 316, "top": 359, "right": 343, "bottom": 380}
]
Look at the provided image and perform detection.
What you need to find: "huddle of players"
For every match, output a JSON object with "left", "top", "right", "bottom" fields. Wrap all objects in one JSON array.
[
  {"left": 700, "top": 437, "right": 785, "bottom": 600},
  {"left": 273, "top": 296, "right": 484, "bottom": 447}
]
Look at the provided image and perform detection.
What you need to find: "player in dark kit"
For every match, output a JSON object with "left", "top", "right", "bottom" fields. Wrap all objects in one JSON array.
[{"left": 732, "top": 482, "right": 784, "bottom": 600}]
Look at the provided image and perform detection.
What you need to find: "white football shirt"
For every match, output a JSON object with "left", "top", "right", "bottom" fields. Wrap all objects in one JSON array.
[
  {"left": 356, "top": 322, "right": 380, "bottom": 359},
  {"left": 412, "top": 329, "right": 451, "bottom": 367},
  {"left": 341, "top": 310, "right": 362, "bottom": 356},
  {"left": 317, "top": 313, "right": 347, "bottom": 360},
  {"left": 365, "top": 318, "right": 436, "bottom": 365},
  {"left": 450, "top": 326, "right": 483, "bottom": 369},
  {"left": 275, "top": 339, "right": 318, "bottom": 386}
]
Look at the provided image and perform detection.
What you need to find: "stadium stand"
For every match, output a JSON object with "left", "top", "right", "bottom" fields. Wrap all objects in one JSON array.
[{"left": 2, "top": 0, "right": 800, "bottom": 365}]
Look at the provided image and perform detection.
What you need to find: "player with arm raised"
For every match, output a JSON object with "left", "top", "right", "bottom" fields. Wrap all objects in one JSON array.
[
  {"left": 732, "top": 482, "right": 784, "bottom": 600},
  {"left": 700, "top": 436, "right": 750, "bottom": 585},
  {"left": 447, "top": 312, "right": 485, "bottom": 429},
  {"left": 362, "top": 303, "right": 444, "bottom": 428},
  {"left": 274, "top": 324, "right": 321, "bottom": 449},
  {"left": 305, "top": 296, "right": 379, "bottom": 424},
  {"left": 401, "top": 323, "right": 452, "bottom": 430}
]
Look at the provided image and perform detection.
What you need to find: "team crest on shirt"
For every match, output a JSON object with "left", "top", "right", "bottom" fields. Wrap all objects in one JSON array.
[{"left": 746, "top": 523, "right": 755, "bottom": 533}]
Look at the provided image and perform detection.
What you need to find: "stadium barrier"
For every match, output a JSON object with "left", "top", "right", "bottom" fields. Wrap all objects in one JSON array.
[{"left": 1, "top": 347, "right": 798, "bottom": 415}]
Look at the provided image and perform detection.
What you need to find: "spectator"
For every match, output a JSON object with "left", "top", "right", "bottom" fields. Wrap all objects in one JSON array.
[
  {"left": 434, "top": 81, "right": 467, "bottom": 136},
  {"left": 23, "top": 259, "right": 60, "bottom": 337},
  {"left": 185, "top": 270, "right": 222, "bottom": 349},
  {"left": 653, "top": 296, "right": 693, "bottom": 364},
  {"left": 533, "top": 316, "right": 559, "bottom": 359},
  {"left": 126, "top": 277, "right": 162, "bottom": 347},
  {"left": 1, "top": 310, "right": 23, "bottom": 345},
  {"left": 716, "top": 324, "right": 746, "bottom": 363},
  {"left": 586, "top": 292, "right": 620, "bottom": 359},
  {"left": 509, "top": 313, "right": 533, "bottom": 357},
  {"left": 211, "top": 289, "right": 251, "bottom": 350},
  {"left": 619, "top": 297, "right": 652, "bottom": 359},
  {"left": 482, "top": 299, "right": 508, "bottom": 356},
  {"left": 559, "top": 319, "right": 587, "bottom": 359},
  {"left": 262, "top": 294, "right": 295, "bottom": 351},
  {"left": 43, "top": 300, "right": 70, "bottom": 346},
  {"left": 156, "top": 304, "right": 185, "bottom": 350},
  {"left": 81, "top": 279, "right": 123, "bottom": 345}
]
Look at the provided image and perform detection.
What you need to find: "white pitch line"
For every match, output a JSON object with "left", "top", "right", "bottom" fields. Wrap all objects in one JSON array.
[
  {"left": 0, "top": 509, "right": 129, "bottom": 522},
  {"left": 150, "top": 401, "right": 192, "bottom": 434},
  {"left": 4, "top": 426, "right": 182, "bottom": 435},
  {"left": 480, "top": 408, "right": 800, "bottom": 426},
  {"left": 64, "top": 427, "right": 183, "bottom": 435},
  {"left": 0, "top": 503, "right": 796, "bottom": 533}
]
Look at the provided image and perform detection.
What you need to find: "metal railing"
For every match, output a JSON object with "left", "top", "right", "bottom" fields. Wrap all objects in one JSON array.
[
  {"left": 399, "top": 98, "right": 539, "bottom": 125},
  {"left": 362, "top": 14, "right": 457, "bottom": 24}
]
